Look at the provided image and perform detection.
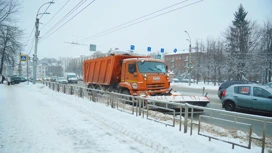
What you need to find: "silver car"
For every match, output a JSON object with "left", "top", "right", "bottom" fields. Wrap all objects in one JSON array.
[
  {"left": 221, "top": 84, "right": 272, "bottom": 114},
  {"left": 56, "top": 77, "right": 68, "bottom": 84}
]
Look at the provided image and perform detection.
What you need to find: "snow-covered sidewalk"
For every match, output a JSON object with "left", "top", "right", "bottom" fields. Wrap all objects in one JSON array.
[{"left": 0, "top": 83, "right": 266, "bottom": 153}]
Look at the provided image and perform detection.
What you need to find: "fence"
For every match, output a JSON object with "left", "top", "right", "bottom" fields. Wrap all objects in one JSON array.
[{"left": 43, "top": 81, "right": 272, "bottom": 153}]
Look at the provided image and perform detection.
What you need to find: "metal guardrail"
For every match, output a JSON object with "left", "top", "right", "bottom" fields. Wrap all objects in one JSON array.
[{"left": 42, "top": 81, "right": 271, "bottom": 153}]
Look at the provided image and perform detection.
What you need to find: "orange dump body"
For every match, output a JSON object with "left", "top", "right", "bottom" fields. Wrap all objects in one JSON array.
[{"left": 83, "top": 54, "right": 146, "bottom": 86}]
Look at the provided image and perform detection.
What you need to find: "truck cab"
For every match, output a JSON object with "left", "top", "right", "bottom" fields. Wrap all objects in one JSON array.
[{"left": 119, "top": 58, "right": 171, "bottom": 97}]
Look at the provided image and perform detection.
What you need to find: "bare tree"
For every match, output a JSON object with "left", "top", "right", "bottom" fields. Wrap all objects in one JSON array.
[
  {"left": 0, "top": 0, "right": 19, "bottom": 25},
  {"left": 0, "top": 25, "right": 22, "bottom": 74},
  {"left": 0, "top": 0, "right": 21, "bottom": 74}
]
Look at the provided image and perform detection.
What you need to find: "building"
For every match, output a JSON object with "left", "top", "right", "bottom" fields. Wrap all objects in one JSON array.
[{"left": 164, "top": 52, "right": 190, "bottom": 77}]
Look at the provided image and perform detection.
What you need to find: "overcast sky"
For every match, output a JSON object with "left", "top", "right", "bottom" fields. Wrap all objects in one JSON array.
[{"left": 18, "top": 0, "right": 272, "bottom": 59}]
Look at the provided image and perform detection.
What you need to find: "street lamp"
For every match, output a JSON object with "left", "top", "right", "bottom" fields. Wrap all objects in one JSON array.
[
  {"left": 184, "top": 30, "right": 192, "bottom": 86},
  {"left": 33, "top": 1, "right": 54, "bottom": 84}
]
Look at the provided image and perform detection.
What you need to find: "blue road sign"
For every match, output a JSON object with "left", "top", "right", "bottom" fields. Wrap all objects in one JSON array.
[
  {"left": 174, "top": 48, "right": 177, "bottom": 53},
  {"left": 160, "top": 48, "right": 164, "bottom": 53},
  {"left": 157, "top": 54, "right": 161, "bottom": 59},
  {"left": 147, "top": 47, "right": 151, "bottom": 52},
  {"left": 130, "top": 45, "right": 135, "bottom": 50},
  {"left": 90, "top": 44, "right": 96, "bottom": 51},
  {"left": 20, "top": 55, "right": 27, "bottom": 61}
]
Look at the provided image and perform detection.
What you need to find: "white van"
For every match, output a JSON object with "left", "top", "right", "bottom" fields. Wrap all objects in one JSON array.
[{"left": 64, "top": 72, "right": 78, "bottom": 84}]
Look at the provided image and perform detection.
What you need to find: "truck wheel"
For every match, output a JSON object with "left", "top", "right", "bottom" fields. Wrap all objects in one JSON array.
[
  {"left": 224, "top": 101, "right": 235, "bottom": 111},
  {"left": 122, "top": 89, "right": 131, "bottom": 104}
]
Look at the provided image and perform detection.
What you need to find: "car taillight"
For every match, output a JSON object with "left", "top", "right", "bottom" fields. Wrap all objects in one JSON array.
[{"left": 222, "top": 90, "right": 226, "bottom": 97}]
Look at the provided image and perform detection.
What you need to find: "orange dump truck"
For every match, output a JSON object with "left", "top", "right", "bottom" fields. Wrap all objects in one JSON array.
[
  {"left": 83, "top": 54, "right": 171, "bottom": 97},
  {"left": 83, "top": 53, "right": 210, "bottom": 109}
]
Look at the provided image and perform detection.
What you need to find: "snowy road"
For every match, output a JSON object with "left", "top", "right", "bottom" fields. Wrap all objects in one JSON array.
[{"left": 0, "top": 83, "right": 267, "bottom": 153}]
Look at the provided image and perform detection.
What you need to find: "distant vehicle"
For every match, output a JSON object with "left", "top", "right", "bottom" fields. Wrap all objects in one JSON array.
[
  {"left": 221, "top": 84, "right": 272, "bottom": 114},
  {"left": 172, "top": 78, "right": 180, "bottom": 83},
  {"left": 10, "top": 76, "right": 27, "bottom": 85},
  {"left": 56, "top": 77, "right": 68, "bottom": 84},
  {"left": 64, "top": 72, "right": 78, "bottom": 84},
  {"left": 180, "top": 78, "right": 195, "bottom": 83},
  {"left": 50, "top": 76, "right": 57, "bottom": 82},
  {"left": 43, "top": 77, "right": 51, "bottom": 81},
  {"left": 217, "top": 80, "right": 255, "bottom": 99},
  {"left": 267, "top": 82, "right": 272, "bottom": 88}
]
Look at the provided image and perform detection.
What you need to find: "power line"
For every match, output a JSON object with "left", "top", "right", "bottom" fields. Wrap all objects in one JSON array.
[
  {"left": 41, "top": 0, "right": 71, "bottom": 31},
  {"left": 81, "top": 0, "right": 189, "bottom": 41},
  {"left": 24, "top": 25, "right": 35, "bottom": 52},
  {"left": 42, "top": 0, "right": 96, "bottom": 40},
  {"left": 82, "top": 0, "right": 203, "bottom": 41},
  {"left": 41, "top": 0, "right": 87, "bottom": 40}
]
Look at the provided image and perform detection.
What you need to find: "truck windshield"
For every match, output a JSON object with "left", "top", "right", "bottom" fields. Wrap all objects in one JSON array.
[{"left": 137, "top": 61, "right": 166, "bottom": 73}]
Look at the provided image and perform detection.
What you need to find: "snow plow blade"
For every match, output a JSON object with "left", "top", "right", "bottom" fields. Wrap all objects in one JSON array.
[{"left": 146, "top": 93, "right": 210, "bottom": 112}]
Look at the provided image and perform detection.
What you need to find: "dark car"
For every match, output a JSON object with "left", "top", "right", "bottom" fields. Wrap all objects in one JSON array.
[
  {"left": 10, "top": 76, "right": 27, "bottom": 85},
  {"left": 217, "top": 80, "right": 255, "bottom": 99},
  {"left": 221, "top": 84, "right": 272, "bottom": 114}
]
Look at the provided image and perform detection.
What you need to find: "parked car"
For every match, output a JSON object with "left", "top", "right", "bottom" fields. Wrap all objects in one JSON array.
[
  {"left": 180, "top": 78, "right": 195, "bottom": 83},
  {"left": 10, "top": 76, "right": 27, "bottom": 85},
  {"left": 221, "top": 84, "right": 272, "bottom": 114},
  {"left": 266, "top": 82, "right": 272, "bottom": 88},
  {"left": 172, "top": 78, "right": 180, "bottom": 83},
  {"left": 50, "top": 76, "right": 57, "bottom": 82},
  {"left": 56, "top": 77, "right": 68, "bottom": 84},
  {"left": 217, "top": 80, "right": 255, "bottom": 99}
]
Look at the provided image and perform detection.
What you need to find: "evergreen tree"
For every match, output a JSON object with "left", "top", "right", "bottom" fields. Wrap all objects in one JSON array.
[{"left": 226, "top": 4, "right": 251, "bottom": 80}]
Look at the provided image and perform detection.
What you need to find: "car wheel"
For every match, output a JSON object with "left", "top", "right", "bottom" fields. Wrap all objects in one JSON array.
[{"left": 224, "top": 101, "right": 235, "bottom": 111}]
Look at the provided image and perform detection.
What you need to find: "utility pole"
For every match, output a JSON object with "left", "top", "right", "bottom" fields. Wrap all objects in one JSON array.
[
  {"left": 33, "top": 18, "right": 39, "bottom": 84},
  {"left": 33, "top": 1, "right": 54, "bottom": 84},
  {"left": 18, "top": 52, "right": 22, "bottom": 76},
  {"left": 185, "top": 31, "right": 192, "bottom": 86}
]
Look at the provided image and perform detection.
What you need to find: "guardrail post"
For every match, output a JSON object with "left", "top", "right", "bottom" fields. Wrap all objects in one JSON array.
[
  {"left": 138, "top": 98, "right": 142, "bottom": 116},
  {"left": 190, "top": 108, "right": 194, "bottom": 135},
  {"left": 91, "top": 90, "right": 96, "bottom": 102},
  {"left": 70, "top": 86, "right": 73, "bottom": 95},
  {"left": 79, "top": 87, "right": 83, "bottom": 98},
  {"left": 184, "top": 103, "right": 188, "bottom": 133},
  {"left": 110, "top": 93, "right": 114, "bottom": 108},
  {"left": 262, "top": 122, "right": 266, "bottom": 153},
  {"left": 202, "top": 87, "right": 205, "bottom": 96},
  {"left": 179, "top": 106, "right": 182, "bottom": 131}
]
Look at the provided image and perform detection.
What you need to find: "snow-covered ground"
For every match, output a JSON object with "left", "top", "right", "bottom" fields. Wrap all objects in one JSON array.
[{"left": 0, "top": 83, "right": 270, "bottom": 153}]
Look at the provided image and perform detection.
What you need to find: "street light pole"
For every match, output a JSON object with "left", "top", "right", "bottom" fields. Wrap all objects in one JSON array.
[
  {"left": 33, "top": 1, "right": 54, "bottom": 84},
  {"left": 33, "top": 18, "right": 39, "bottom": 84},
  {"left": 185, "top": 31, "right": 192, "bottom": 86}
]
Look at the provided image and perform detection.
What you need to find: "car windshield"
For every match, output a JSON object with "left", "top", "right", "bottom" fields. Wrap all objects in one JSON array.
[
  {"left": 68, "top": 75, "right": 77, "bottom": 78},
  {"left": 137, "top": 61, "right": 166, "bottom": 73},
  {"left": 58, "top": 77, "right": 66, "bottom": 80}
]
